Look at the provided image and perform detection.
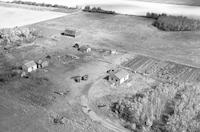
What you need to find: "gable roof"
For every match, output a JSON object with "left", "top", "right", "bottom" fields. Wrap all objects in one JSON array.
[
  {"left": 64, "top": 29, "right": 76, "bottom": 35},
  {"left": 114, "top": 69, "right": 129, "bottom": 79},
  {"left": 79, "top": 45, "right": 91, "bottom": 51},
  {"left": 23, "top": 60, "right": 37, "bottom": 68}
]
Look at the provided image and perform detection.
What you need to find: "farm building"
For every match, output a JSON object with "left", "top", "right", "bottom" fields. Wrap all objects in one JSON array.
[
  {"left": 61, "top": 29, "right": 76, "bottom": 37},
  {"left": 78, "top": 45, "right": 91, "bottom": 53},
  {"left": 108, "top": 69, "right": 129, "bottom": 85},
  {"left": 22, "top": 60, "right": 37, "bottom": 73}
]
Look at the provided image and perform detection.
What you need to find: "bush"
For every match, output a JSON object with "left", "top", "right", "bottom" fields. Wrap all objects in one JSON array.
[
  {"left": 83, "top": 5, "right": 116, "bottom": 14},
  {"left": 0, "top": 27, "right": 38, "bottom": 47},
  {"left": 166, "top": 85, "right": 200, "bottom": 132}
]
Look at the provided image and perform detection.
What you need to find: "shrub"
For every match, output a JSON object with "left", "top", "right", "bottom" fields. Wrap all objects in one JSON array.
[
  {"left": 166, "top": 85, "right": 200, "bottom": 132},
  {"left": 0, "top": 27, "right": 38, "bottom": 47}
]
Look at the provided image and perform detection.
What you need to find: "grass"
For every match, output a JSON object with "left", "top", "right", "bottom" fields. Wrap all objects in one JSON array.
[{"left": 1, "top": 5, "right": 200, "bottom": 132}]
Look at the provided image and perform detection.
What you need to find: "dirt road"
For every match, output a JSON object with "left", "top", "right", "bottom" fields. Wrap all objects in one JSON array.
[{"left": 81, "top": 95, "right": 129, "bottom": 132}]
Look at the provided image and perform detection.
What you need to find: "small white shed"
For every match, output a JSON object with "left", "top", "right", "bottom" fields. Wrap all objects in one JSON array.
[{"left": 22, "top": 60, "right": 37, "bottom": 73}]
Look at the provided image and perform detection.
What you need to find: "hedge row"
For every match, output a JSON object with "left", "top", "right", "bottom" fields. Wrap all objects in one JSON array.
[
  {"left": 146, "top": 12, "right": 167, "bottom": 20},
  {"left": 11, "top": 0, "right": 72, "bottom": 9}
]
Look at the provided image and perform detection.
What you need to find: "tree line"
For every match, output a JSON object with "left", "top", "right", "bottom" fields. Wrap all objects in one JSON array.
[
  {"left": 83, "top": 6, "right": 116, "bottom": 15},
  {"left": 146, "top": 12, "right": 200, "bottom": 31},
  {"left": 11, "top": 0, "right": 73, "bottom": 9}
]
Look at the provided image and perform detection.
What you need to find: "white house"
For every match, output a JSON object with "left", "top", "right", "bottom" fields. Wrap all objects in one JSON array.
[
  {"left": 22, "top": 60, "right": 37, "bottom": 73},
  {"left": 108, "top": 69, "right": 129, "bottom": 85}
]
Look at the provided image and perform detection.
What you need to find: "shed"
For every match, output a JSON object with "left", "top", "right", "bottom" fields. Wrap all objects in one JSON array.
[
  {"left": 108, "top": 69, "right": 129, "bottom": 85},
  {"left": 61, "top": 29, "right": 76, "bottom": 37},
  {"left": 22, "top": 60, "right": 37, "bottom": 73},
  {"left": 78, "top": 45, "right": 91, "bottom": 53}
]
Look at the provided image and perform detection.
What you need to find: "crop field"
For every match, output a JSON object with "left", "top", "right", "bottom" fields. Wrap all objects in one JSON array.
[
  {"left": 0, "top": 5, "right": 66, "bottom": 29},
  {"left": 140, "top": 0, "right": 200, "bottom": 6},
  {"left": 123, "top": 54, "right": 200, "bottom": 84}
]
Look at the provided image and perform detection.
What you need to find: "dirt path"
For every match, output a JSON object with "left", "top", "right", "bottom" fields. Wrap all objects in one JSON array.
[{"left": 81, "top": 95, "right": 129, "bottom": 132}]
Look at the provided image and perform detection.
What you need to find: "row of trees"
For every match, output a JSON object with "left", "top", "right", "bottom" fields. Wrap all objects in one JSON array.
[
  {"left": 146, "top": 12, "right": 167, "bottom": 20},
  {"left": 83, "top": 6, "right": 116, "bottom": 14},
  {"left": 11, "top": 0, "right": 71, "bottom": 9},
  {"left": 146, "top": 12, "right": 200, "bottom": 31},
  {"left": 153, "top": 15, "right": 200, "bottom": 31}
]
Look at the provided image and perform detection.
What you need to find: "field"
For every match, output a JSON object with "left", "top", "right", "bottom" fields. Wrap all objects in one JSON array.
[
  {"left": 2, "top": 0, "right": 200, "bottom": 17},
  {"left": 139, "top": 0, "right": 200, "bottom": 6},
  {"left": 0, "top": 5, "right": 66, "bottom": 29},
  {"left": 1, "top": 1, "right": 200, "bottom": 132}
]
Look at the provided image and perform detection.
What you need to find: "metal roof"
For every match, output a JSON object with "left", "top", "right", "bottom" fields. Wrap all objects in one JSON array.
[
  {"left": 114, "top": 69, "right": 129, "bottom": 79},
  {"left": 23, "top": 60, "right": 37, "bottom": 68},
  {"left": 64, "top": 29, "right": 76, "bottom": 35},
  {"left": 79, "top": 45, "right": 91, "bottom": 51}
]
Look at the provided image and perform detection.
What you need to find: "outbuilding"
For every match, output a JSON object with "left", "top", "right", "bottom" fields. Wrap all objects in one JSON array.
[
  {"left": 78, "top": 45, "right": 91, "bottom": 53},
  {"left": 22, "top": 60, "right": 37, "bottom": 73},
  {"left": 61, "top": 29, "right": 76, "bottom": 37},
  {"left": 108, "top": 69, "right": 129, "bottom": 85}
]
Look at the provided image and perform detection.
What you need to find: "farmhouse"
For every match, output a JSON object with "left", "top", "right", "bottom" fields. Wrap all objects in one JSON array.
[
  {"left": 61, "top": 29, "right": 76, "bottom": 37},
  {"left": 22, "top": 60, "right": 37, "bottom": 72},
  {"left": 78, "top": 45, "right": 91, "bottom": 53},
  {"left": 108, "top": 69, "right": 129, "bottom": 85}
]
